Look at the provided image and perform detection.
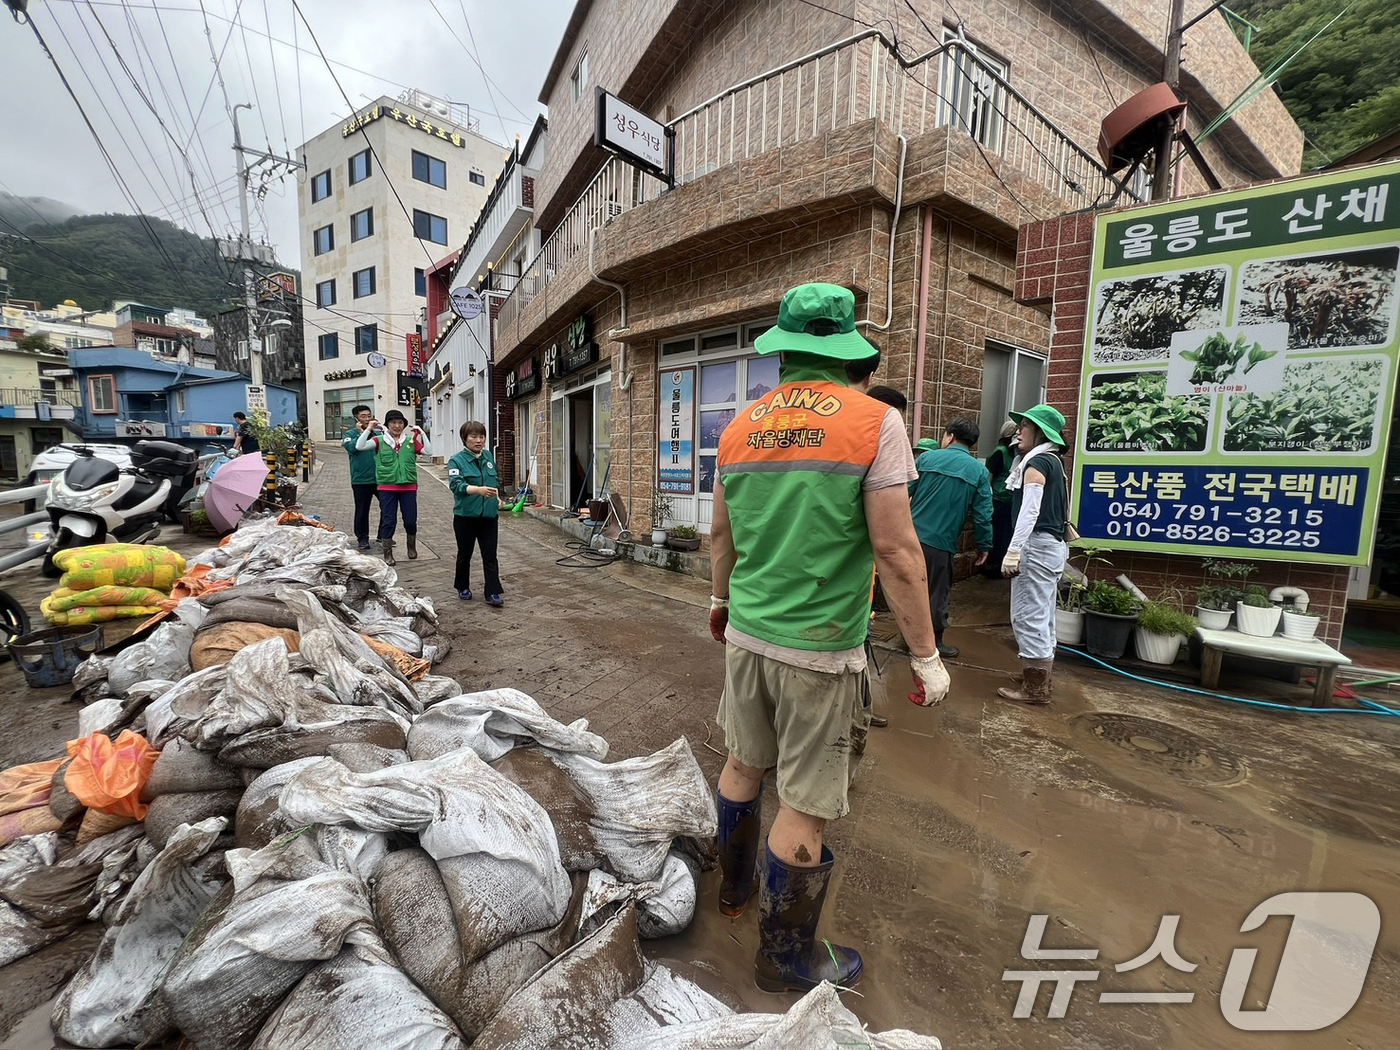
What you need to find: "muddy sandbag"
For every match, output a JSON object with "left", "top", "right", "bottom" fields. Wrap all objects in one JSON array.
[
  {"left": 48, "top": 760, "right": 86, "bottom": 824},
  {"left": 407, "top": 689, "right": 608, "bottom": 763},
  {"left": 143, "top": 790, "right": 240, "bottom": 850},
  {"left": 414, "top": 674, "right": 464, "bottom": 705},
  {"left": 373, "top": 851, "right": 586, "bottom": 1040},
  {"left": 581, "top": 850, "right": 699, "bottom": 939},
  {"left": 252, "top": 943, "right": 465, "bottom": 1049},
  {"left": 52, "top": 818, "right": 228, "bottom": 1048},
  {"left": 217, "top": 716, "right": 408, "bottom": 769},
  {"left": 190, "top": 621, "right": 301, "bottom": 671},
  {"left": 0, "top": 832, "right": 58, "bottom": 884},
  {"left": 78, "top": 696, "right": 126, "bottom": 737},
  {"left": 472, "top": 904, "right": 648, "bottom": 1050},
  {"left": 617, "top": 981, "right": 943, "bottom": 1049},
  {"left": 159, "top": 836, "right": 377, "bottom": 1050},
  {"left": 547, "top": 738, "right": 717, "bottom": 883},
  {"left": 234, "top": 758, "right": 320, "bottom": 849},
  {"left": 325, "top": 742, "right": 407, "bottom": 771},
  {"left": 280, "top": 750, "right": 572, "bottom": 962},
  {"left": 276, "top": 587, "right": 422, "bottom": 718},
  {"left": 145, "top": 665, "right": 228, "bottom": 746},
  {"left": 0, "top": 863, "right": 101, "bottom": 967},
  {"left": 142, "top": 738, "right": 244, "bottom": 800},
  {"left": 492, "top": 746, "right": 602, "bottom": 870},
  {"left": 200, "top": 592, "right": 303, "bottom": 632},
  {"left": 107, "top": 620, "right": 196, "bottom": 696}
]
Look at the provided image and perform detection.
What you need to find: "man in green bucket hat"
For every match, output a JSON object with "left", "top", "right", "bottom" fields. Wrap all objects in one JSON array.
[
  {"left": 708, "top": 282, "right": 948, "bottom": 994},
  {"left": 998, "top": 402, "right": 1070, "bottom": 705}
]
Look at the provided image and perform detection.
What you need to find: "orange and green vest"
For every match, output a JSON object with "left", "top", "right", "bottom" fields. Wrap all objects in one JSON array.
[{"left": 717, "top": 361, "right": 888, "bottom": 652}]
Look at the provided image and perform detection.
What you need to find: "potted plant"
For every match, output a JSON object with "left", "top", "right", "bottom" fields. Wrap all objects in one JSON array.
[
  {"left": 1082, "top": 581, "right": 1141, "bottom": 659},
  {"left": 1280, "top": 603, "right": 1321, "bottom": 641},
  {"left": 650, "top": 488, "right": 674, "bottom": 546},
  {"left": 1134, "top": 601, "right": 1198, "bottom": 665},
  {"left": 1236, "top": 584, "right": 1281, "bottom": 637},
  {"left": 666, "top": 524, "right": 701, "bottom": 551},
  {"left": 1056, "top": 546, "right": 1110, "bottom": 645},
  {"left": 1196, "top": 558, "right": 1256, "bottom": 630}
]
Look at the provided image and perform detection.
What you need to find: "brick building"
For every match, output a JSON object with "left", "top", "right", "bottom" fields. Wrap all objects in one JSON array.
[{"left": 471, "top": 0, "right": 1299, "bottom": 540}]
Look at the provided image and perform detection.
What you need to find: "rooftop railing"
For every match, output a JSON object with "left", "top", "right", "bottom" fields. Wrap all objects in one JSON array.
[
  {"left": 0, "top": 387, "right": 79, "bottom": 407},
  {"left": 497, "top": 30, "right": 1135, "bottom": 338}
]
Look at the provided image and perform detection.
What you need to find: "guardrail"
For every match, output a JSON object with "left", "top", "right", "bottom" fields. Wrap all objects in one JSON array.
[
  {"left": 0, "top": 388, "right": 79, "bottom": 407},
  {"left": 0, "top": 484, "right": 49, "bottom": 573},
  {"left": 496, "top": 30, "right": 1134, "bottom": 338}
]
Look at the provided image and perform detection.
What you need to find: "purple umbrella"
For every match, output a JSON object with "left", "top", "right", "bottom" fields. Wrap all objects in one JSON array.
[{"left": 204, "top": 453, "right": 271, "bottom": 532}]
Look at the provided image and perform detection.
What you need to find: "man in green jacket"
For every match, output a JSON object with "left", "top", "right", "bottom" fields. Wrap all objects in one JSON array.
[
  {"left": 908, "top": 416, "right": 994, "bottom": 658},
  {"left": 342, "top": 405, "right": 378, "bottom": 550}
]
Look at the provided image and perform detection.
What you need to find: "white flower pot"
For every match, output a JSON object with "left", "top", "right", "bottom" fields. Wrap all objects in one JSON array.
[
  {"left": 1281, "top": 610, "right": 1321, "bottom": 641},
  {"left": 1235, "top": 601, "right": 1281, "bottom": 637},
  {"left": 651, "top": 528, "right": 667, "bottom": 546},
  {"left": 1055, "top": 608, "right": 1085, "bottom": 645},
  {"left": 1134, "top": 629, "right": 1184, "bottom": 665},
  {"left": 1196, "top": 606, "right": 1233, "bottom": 631}
]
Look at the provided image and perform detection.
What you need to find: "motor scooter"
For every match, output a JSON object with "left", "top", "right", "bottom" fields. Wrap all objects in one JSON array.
[{"left": 42, "top": 440, "right": 199, "bottom": 577}]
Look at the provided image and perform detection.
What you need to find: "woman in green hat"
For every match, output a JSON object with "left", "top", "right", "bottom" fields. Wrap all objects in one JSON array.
[{"left": 998, "top": 403, "right": 1069, "bottom": 705}]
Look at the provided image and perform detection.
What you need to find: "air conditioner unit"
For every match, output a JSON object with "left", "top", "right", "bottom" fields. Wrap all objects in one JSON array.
[{"left": 414, "top": 92, "right": 452, "bottom": 120}]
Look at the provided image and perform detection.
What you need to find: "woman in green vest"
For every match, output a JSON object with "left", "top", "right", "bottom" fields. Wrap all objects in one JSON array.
[{"left": 354, "top": 409, "right": 427, "bottom": 565}]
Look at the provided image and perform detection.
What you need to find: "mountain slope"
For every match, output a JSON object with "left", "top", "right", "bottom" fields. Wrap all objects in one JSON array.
[{"left": 0, "top": 191, "right": 81, "bottom": 233}]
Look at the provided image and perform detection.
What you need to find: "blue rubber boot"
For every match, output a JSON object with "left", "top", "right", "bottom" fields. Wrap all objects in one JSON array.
[
  {"left": 716, "top": 788, "right": 762, "bottom": 917},
  {"left": 754, "top": 843, "right": 863, "bottom": 993}
]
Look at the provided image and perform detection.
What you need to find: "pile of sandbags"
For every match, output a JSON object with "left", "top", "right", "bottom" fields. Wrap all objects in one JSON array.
[
  {"left": 2, "top": 521, "right": 942, "bottom": 1049},
  {"left": 41, "top": 544, "right": 187, "bottom": 625}
]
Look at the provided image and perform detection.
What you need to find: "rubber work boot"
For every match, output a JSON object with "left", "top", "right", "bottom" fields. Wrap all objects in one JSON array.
[
  {"left": 868, "top": 714, "right": 889, "bottom": 728},
  {"left": 935, "top": 631, "right": 960, "bottom": 659},
  {"left": 716, "top": 789, "right": 761, "bottom": 917},
  {"left": 754, "top": 844, "right": 863, "bottom": 993},
  {"left": 381, "top": 538, "right": 396, "bottom": 566},
  {"left": 997, "top": 659, "right": 1053, "bottom": 705},
  {"left": 406, "top": 532, "right": 418, "bottom": 560}
]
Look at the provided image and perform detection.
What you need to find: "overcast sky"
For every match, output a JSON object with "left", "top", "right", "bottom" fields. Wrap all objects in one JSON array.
[{"left": 0, "top": 0, "right": 574, "bottom": 263}]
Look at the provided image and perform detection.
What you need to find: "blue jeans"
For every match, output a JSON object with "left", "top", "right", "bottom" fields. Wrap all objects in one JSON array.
[
  {"left": 376, "top": 489, "right": 418, "bottom": 540},
  {"left": 1010, "top": 531, "right": 1068, "bottom": 660}
]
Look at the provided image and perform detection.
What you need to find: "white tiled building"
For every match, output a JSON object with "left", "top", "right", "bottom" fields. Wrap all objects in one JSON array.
[{"left": 297, "top": 91, "right": 512, "bottom": 440}]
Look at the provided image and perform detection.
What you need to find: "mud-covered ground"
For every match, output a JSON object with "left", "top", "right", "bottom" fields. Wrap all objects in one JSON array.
[{"left": 3, "top": 451, "right": 1399, "bottom": 1048}]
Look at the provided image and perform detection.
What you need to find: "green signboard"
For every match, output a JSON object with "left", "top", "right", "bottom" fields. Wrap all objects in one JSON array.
[{"left": 1073, "top": 161, "right": 1400, "bottom": 565}]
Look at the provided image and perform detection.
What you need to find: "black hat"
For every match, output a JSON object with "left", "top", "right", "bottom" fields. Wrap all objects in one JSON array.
[{"left": 384, "top": 409, "right": 408, "bottom": 424}]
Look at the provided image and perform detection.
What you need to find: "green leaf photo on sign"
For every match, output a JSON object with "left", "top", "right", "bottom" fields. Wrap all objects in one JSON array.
[
  {"left": 1223, "top": 359, "right": 1385, "bottom": 453},
  {"left": 1086, "top": 372, "right": 1210, "bottom": 453}
]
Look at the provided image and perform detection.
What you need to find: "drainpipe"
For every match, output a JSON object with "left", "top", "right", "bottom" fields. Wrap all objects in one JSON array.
[
  {"left": 590, "top": 224, "right": 635, "bottom": 531},
  {"left": 911, "top": 206, "right": 934, "bottom": 443},
  {"left": 856, "top": 134, "right": 908, "bottom": 333}
]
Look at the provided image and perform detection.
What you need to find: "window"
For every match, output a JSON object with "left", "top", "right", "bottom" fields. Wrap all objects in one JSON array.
[
  {"left": 311, "top": 169, "right": 331, "bottom": 201},
  {"left": 350, "top": 207, "right": 373, "bottom": 241},
  {"left": 979, "top": 341, "right": 1046, "bottom": 458},
  {"left": 316, "top": 279, "right": 337, "bottom": 307},
  {"left": 355, "top": 324, "right": 378, "bottom": 354},
  {"left": 352, "top": 267, "right": 376, "bottom": 298},
  {"left": 411, "top": 150, "right": 447, "bottom": 189},
  {"left": 318, "top": 333, "right": 339, "bottom": 360},
  {"left": 30, "top": 427, "right": 63, "bottom": 455},
  {"left": 323, "top": 383, "right": 376, "bottom": 444},
  {"left": 89, "top": 374, "right": 116, "bottom": 413},
  {"left": 176, "top": 390, "right": 187, "bottom": 414},
  {"left": 349, "top": 148, "right": 372, "bottom": 184},
  {"left": 414, "top": 268, "right": 426, "bottom": 297},
  {"left": 570, "top": 46, "right": 589, "bottom": 102},
  {"left": 469, "top": 170, "right": 486, "bottom": 187},
  {"left": 413, "top": 209, "right": 447, "bottom": 244},
  {"left": 237, "top": 339, "right": 249, "bottom": 362},
  {"left": 937, "top": 29, "right": 1008, "bottom": 151},
  {"left": 313, "top": 224, "right": 334, "bottom": 255}
]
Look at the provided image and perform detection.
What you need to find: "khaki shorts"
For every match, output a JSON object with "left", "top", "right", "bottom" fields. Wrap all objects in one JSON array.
[{"left": 717, "top": 646, "right": 871, "bottom": 821}]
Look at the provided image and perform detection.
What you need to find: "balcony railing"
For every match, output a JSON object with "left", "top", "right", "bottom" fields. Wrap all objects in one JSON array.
[
  {"left": 1, "top": 387, "right": 79, "bottom": 407},
  {"left": 497, "top": 30, "right": 1135, "bottom": 340}
]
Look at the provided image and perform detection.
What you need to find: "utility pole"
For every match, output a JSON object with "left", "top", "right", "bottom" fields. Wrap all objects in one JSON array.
[
  {"left": 1153, "top": 0, "right": 1188, "bottom": 201},
  {"left": 224, "top": 104, "right": 304, "bottom": 406}
]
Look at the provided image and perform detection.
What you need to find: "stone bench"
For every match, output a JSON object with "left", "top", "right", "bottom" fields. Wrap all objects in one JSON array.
[{"left": 1195, "top": 627, "right": 1352, "bottom": 707}]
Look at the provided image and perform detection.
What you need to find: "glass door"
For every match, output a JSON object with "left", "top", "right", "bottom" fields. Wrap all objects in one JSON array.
[{"left": 550, "top": 397, "right": 565, "bottom": 508}]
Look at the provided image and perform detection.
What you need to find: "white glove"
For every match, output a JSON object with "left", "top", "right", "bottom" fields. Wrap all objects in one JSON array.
[
  {"left": 1002, "top": 550, "right": 1022, "bottom": 577},
  {"left": 908, "top": 651, "right": 950, "bottom": 707}
]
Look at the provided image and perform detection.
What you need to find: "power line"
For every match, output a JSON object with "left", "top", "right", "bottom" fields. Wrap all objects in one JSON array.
[{"left": 261, "top": 0, "right": 289, "bottom": 153}]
